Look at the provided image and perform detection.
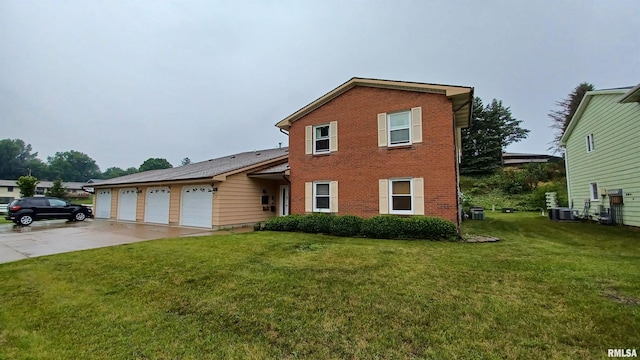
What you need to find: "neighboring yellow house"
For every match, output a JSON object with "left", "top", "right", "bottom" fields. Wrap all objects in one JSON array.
[
  {"left": 91, "top": 148, "right": 290, "bottom": 229},
  {"left": 0, "top": 180, "right": 90, "bottom": 201}
]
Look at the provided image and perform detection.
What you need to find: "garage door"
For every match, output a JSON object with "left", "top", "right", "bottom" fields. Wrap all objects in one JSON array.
[
  {"left": 95, "top": 189, "right": 112, "bottom": 219},
  {"left": 180, "top": 185, "right": 213, "bottom": 228},
  {"left": 117, "top": 188, "right": 138, "bottom": 221},
  {"left": 144, "top": 186, "right": 170, "bottom": 224}
]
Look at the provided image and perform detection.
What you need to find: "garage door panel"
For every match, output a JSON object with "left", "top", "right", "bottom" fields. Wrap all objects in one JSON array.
[
  {"left": 117, "top": 188, "right": 138, "bottom": 221},
  {"left": 145, "top": 187, "right": 170, "bottom": 224},
  {"left": 96, "top": 189, "right": 112, "bottom": 219},
  {"left": 180, "top": 185, "right": 213, "bottom": 228}
]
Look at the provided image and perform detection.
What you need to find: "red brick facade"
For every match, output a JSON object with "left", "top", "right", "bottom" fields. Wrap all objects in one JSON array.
[{"left": 288, "top": 86, "right": 460, "bottom": 224}]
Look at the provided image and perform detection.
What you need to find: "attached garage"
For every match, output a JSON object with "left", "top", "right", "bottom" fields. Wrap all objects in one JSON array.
[
  {"left": 180, "top": 185, "right": 213, "bottom": 228},
  {"left": 95, "top": 189, "right": 112, "bottom": 219},
  {"left": 117, "top": 188, "right": 138, "bottom": 221},
  {"left": 91, "top": 147, "right": 289, "bottom": 229},
  {"left": 144, "top": 186, "right": 170, "bottom": 224}
]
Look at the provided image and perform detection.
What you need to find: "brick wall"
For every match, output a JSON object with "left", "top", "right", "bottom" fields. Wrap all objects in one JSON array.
[{"left": 288, "top": 86, "right": 459, "bottom": 223}]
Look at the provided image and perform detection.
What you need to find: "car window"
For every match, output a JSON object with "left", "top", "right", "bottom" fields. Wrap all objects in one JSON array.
[
  {"left": 9, "top": 200, "right": 19, "bottom": 206},
  {"left": 49, "top": 199, "right": 67, "bottom": 207},
  {"left": 30, "top": 198, "right": 49, "bottom": 206}
]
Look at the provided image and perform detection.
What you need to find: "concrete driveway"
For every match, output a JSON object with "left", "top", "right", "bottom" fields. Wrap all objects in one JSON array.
[{"left": 0, "top": 219, "right": 217, "bottom": 264}]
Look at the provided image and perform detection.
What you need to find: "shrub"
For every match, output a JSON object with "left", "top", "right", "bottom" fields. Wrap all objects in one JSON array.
[
  {"left": 329, "top": 215, "right": 363, "bottom": 237},
  {"left": 361, "top": 215, "right": 407, "bottom": 239},
  {"left": 297, "top": 213, "right": 333, "bottom": 234},
  {"left": 403, "top": 216, "right": 458, "bottom": 240},
  {"left": 264, "top": 214, "right": 303, "bottom": 232}
]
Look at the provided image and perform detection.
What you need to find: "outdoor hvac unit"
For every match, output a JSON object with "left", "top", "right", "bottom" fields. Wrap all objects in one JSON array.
[{"left": 558, "top": 207, "right": 573, "bottom": 221}]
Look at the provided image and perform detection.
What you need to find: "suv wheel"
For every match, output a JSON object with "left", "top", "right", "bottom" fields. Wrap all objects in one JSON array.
[
  {"left": 18, "top": 214, "right": 34, "bottom": 226},
  {"left": 74, "top": 212, "right": 86, "bottom": 222}
]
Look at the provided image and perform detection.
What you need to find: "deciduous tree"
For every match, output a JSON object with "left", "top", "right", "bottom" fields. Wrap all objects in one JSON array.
[
  {"left": 139, "top": 158, "right": 173, "bottom": 172},
  {"left": 0, "top": 139, "right": 39, "bottom": 179},
  {"left": 47, "top": 151, "right": 101, "bottom": 182},
  {"left": 17, "top": 175, "right": 39, "bottom": 198}
]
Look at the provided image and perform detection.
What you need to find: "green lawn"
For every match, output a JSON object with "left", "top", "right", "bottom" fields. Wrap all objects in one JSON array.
[{"left": 0, "top": 213, "right": 638, "bottom": 359}]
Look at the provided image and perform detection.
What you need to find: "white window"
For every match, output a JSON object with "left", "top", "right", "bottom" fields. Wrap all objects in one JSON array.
[
  {"left": 314, "top": 182, "right": 330, "bottom": 212},
  {"left": 388, "top": 111, "right": 411, "bottom": 146},
  {"left": 314, "top": 125, "right": 330, "bottom": 153},
  {"left": 378, "top": 107, "right": 422, "bottom": 147},
  {"left": 590, "top": 182, "right": 599, "bottom": 201},
  {"left": 305, "top": 181, "right": 338, "bottom": 213},
  {"left": 390, "top": 179, "right": 413, "bottom": 214},
  {"left": 586, "top": 134, "right": 595, "bottom": 152},
  {"left": 305, "top": 121, "right": 338, "bottom": 154},
  {"left": 378, "top": 178, "right": 425, "bottom": 215}
]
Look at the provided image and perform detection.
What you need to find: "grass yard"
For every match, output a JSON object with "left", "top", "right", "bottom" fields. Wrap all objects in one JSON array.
[{"left": 0, "top": 213, "right": 639, "bottom": 359}]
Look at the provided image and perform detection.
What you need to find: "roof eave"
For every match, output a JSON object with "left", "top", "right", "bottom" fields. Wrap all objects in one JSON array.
[
  {"left": 619, "top": 83, "right": 640, "bottom": 103},
  {"left": 275, "top": 77, "right": 474, "bottom": 130}
]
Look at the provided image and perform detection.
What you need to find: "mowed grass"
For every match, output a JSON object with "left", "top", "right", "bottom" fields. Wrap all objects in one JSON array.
[{"left": 1, "top": 213, "right": 639, "bottom": 359}]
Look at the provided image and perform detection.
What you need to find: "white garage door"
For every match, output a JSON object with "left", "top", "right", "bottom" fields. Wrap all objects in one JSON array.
[
  {"left": 180, "top": 185, "right": 213, "bottom": 228},
  {"left": 144, "top": 186, "right": 170, "bottom": 224},
  {"left": 95, "top": 189, "right": 112, "bottom": 219},
  {"left": 117, "top": 188, "right": 138, "bottom": 221}
]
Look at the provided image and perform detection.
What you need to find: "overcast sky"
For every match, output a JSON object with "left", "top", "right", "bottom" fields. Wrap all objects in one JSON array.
[{"left": 1, "top": 0, "right": 638, "bottom": 171}]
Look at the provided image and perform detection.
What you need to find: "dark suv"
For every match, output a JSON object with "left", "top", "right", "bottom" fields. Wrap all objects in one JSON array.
[{"left": 5, "top": 197, "right": 93, "bottom": 226}]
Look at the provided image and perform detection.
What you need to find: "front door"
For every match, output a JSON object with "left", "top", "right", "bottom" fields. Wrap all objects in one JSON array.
[{"left": 279, "top": 185, "right": 290, "bottom": 216}]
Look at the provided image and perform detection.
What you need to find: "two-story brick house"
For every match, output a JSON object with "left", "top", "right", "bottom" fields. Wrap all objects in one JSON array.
[{"left": 276, "top": 78, "right": 474, "bottom": 226}]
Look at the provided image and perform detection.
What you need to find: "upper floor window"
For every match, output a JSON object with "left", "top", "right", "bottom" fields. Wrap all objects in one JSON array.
[
  {"left": 314, "top": 125, "right": 330, "bottom": 153},
  {"left": 586, "top": 133, "right": 595, "bottom": 152},
  {"left": 305, "top": 121, "right": 338, "bottom": 155},
  {"left": 378, "top": 107, "right": 422, "bottom": 148},
  {"left": 388, "top": 111, "right": 411, "bottom": 146}
]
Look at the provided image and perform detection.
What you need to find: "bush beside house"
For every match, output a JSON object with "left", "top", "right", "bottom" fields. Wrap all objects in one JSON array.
[{"left": 265, "top": 214, "right": 457, "bottom": 241}]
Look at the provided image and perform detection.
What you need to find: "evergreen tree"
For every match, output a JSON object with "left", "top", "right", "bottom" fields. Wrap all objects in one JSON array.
[
  {"left": 461, "top": 97, "right": 529, "bottom": 176},
  {"left": 46, "top": 179, "right": 68, "bottom": 199},
  {"left": 181, "top": 157, "right": 192, "bottom": 166},
  {"left": 548, "top": 82, "right": 595, "bottom": 152}
]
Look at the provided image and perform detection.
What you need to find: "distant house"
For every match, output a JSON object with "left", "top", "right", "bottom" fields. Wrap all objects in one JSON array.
[
  {"left": 560, "top": 84, "right": 640, "bottom": 226},
  {"left": 0, "top": 180, "right": 90, "bottom": 202},
  {"left": 90, "top": 148, "right": 289, "bottom": 229},
  {"left": 501, "top": 152, "right": 562, "bottom": 168},
  {"left": 276, "top": 77, "right": 474, "bottom": 226}
]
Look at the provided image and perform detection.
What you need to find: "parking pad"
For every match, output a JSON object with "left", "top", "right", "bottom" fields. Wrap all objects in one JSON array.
[{"left": 0, "top": 219, "right": 216, "bottom": 264}]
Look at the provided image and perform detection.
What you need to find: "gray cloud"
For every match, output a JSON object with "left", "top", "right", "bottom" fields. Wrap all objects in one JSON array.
[{"left": 1, "top": 0, "right": 638, "bottom": 170}]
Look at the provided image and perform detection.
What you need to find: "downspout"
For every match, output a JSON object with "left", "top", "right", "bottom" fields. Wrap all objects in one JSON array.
[{"left": 452, "top": 91, "right": 474, "bottom": 238}]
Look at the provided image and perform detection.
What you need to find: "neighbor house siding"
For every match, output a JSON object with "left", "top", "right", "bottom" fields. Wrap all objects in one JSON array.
[
  {"left": 565, "top": 93, "right": 640, "bottom": 226},
  {"left": 214, "top": 173, "right": 283, "bottom": 228},
  {"left": 288, "top": 86, "right": 459, "bottom": 223}
]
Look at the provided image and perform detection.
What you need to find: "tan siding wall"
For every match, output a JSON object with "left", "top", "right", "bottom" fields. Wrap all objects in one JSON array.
[
  {"left": 214, "top": 174, "right": 283, "bottom": 227},
  {"left": 169, "top": 185, "right": 181, "bottom": 226},
  {"left": 136, "top": 188, "right": 145, "bottom": 222},
  {"left": 110, "top": 189, "right": 118, "bottom": 220}
]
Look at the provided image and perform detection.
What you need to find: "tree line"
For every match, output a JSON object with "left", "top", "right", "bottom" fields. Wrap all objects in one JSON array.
[
  {"left": 0, "top": 139, "right": 185, "bottom": 182},
  {"left": 3, "top": 84, "right": 588, "bottom": 183}
]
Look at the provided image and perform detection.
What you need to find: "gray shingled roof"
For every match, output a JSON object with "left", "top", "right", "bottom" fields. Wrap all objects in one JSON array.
[
  {"left": 250, "top": 162, "right": 289, "bottom": 174},
  {"left": 0, "top": 180, "right": 88, "bottom": 190},
  {"left": 95, "top": 147, "right": 289, "bottom": 186}
]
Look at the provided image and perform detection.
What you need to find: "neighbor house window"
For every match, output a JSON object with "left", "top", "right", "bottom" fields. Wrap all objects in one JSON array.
[
  {"left": 390, "top": 179, "right": 413, "bottom": 214},
  {"left": 590, "top": 182, "right": 599, "bottom": 201},
  {"left": 7, "top": 186, "right": 13, "bottom": 192},
  {"left": 388, "top": 111, "right": 411, "bottom": 146},
  {"left": 314, "top": 125, "right": 330, "bottom": 153},
  {"left": 313, "top": 182, "right": 331, "bottom": 212},
  {"left": 586, "top": 133, "right": 595, "bottom": 152}
]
